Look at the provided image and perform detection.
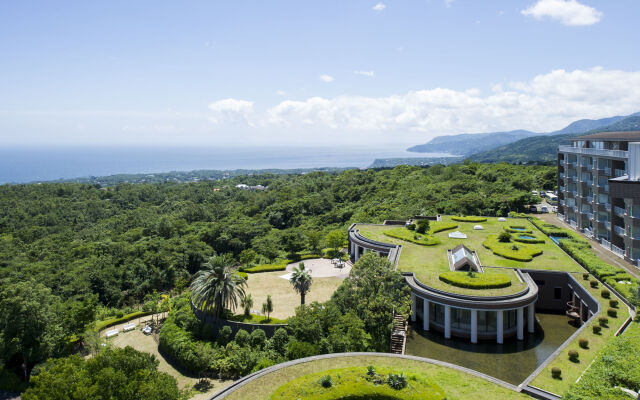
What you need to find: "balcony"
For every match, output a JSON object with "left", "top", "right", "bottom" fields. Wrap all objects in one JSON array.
[
  {"left": 570, "top": 190, "right": 578, "bottom": 197},
  {"left": 570, "top": 162, "right": 579, "bottom": 168},
  {"left": 586, "top": 213, "right": 594, "bottom": 221},
  {"left": 605, "top": 203, "right": 611, "bottom": 211},
  {"left": 614, "top": 206, "right": 626, "bottom": 217},
  {"left": 560, "top": 199, "right": 565, "bottom": 206},
  {"left": 611, "top": 244, "right": 625, "bottom": 258},
  {"left": 584, "top": 228, "right": 594, "bottom": 238},
  {"left": 614, "top": 225, "right": 625, "bottom": 236},
  {"left": 602, "top": 221, "right": 611, "bottom": 230},
  {"left": 569, "top": 175, "right": 578, "bottom": 182},
  {"left": 583, "top": 163, "right": 594, "bottom": 170},
  {"left": 586, "top": 196, "right": 593, "bottom": 203},
  {"left": 559, "top": 185, "right": 565, "bottom": 192},
  {"left": 569, "top": 220, "right": 578, "bottom": 228},
  {"left": 557, "top": 213, "right": 564, "bottom": 220},
  {"left": 582, "top": 179, "right": 594, "bottom": 186},
  {"left": 597, "top": 184, "right": 609, "bottom": 192},
  {"left": 598, "top": 166, "right": 612, "bottom": 175},
  {"left": 558, "top": 145, "right": 628, "bottom": 159},
  {"left": 614, "top": 169, "right": 626, "bottom": 177}
]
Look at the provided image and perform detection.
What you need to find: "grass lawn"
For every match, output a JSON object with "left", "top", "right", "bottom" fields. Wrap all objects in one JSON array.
[
  {"left": 356, "top": 216, "right": 582, "bottom": 296},
  {"left": 234, "top": 271, "right": 343, "bottom": 319},
  {"left": 110, "top": 327, "right": 232, "bottom": 400},
  {"left": 528, "top": 276, "right": 631, "bottom": 395},
  {"left": 223, "top": 355, "right": 530, "bottom": 400}
]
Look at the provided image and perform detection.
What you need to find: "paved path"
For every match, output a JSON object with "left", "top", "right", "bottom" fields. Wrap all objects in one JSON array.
[
  {"left": 282, "top": 258, "right": 351, "bottom": 279},
  {"left": 538, "top": 213, "right": 639, "bottom": 279}
]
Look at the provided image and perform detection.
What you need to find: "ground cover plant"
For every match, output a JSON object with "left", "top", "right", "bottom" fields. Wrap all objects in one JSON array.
[
  {"left": 439, "top": 271, "right": 512, "bottom": 289},
  {"left": 224, "top": 355, "right": 532, "bottom": 400},
  {"left": 269, "top": 366, "right": 446, "bottom": 400}
]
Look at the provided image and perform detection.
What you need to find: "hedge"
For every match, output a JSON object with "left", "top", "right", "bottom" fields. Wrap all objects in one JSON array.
[
  {"left": 94, "top": 311, "right": 153, "bottom": 332},
  {"left": 383, "top": 228, "right": 440, "bottom": 246},
  {"left": 558, "top": 240, "right": 623, "bottom": 279},
  {"left": 429, "top": 222, "right": 459, "bottom": 234},
  {"left": 270, "top": 366, "right": 446, "bottom": 400},
  {"left": 513, "top": 234, "right": 545, "bottom": 244},
  {"left": 439, "top": 271, "right": 512, "bottom": 289},
  {"left": 504, "top": 225, "right": 533, "bottom": 234},
  {"left": 236, "top": 271, "right": 248, "bottom": 280},
  {"left": 451, "top": 216, "right": 487, "bottom": 222},
  {"left": 482, "top": 235, "right": 543, "bottom": 262},
  {"left": 244, "top": 259, "right": 292, "bottom": 273}
]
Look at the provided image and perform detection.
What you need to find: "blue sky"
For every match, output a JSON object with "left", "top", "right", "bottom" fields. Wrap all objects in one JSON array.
[{"left": 1, "top": 0, "right": 639, "bottom": 147}]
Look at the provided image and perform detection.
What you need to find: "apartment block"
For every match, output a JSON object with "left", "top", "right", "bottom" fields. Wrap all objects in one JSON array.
[{"left": 557, "top": 131, "right": 640, "bottom": 267}]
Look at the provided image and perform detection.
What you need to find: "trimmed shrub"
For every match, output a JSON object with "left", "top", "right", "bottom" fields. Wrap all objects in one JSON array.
[
  {"left": 609, "top": 299, "right": 619, "bottom": 308},
  {"left": 601, "top": 289, "right": 610, "bottom": 299},
  {"left": 367, "top": 366, "right": 376, "bottom": 377},
  {"left": 579, "top": 338, "right": 589, "bottom": 349},
  {"left": 234, "top": 329, "right": 250, "bottom": 346},
  {"left": 568, "top": 350, "right": 579, "bottom": 362},
  {"left": 439, "top": 271, "right": 512, "bottom": 289},
  {"left": 407, "top": 224, "right": 416, "bottom": 231},
  {"left": 483, "top": 235, "right": 542, "bottom": 262},
  {"left": 598, "top": 317, "right": 609, "bottom": 327},
  {"left": 387, "top": 373, "right": 408, "bottom": 390},
  {"left": 607, "top": 308, "right": 618, "bottom": 318},
  {"left": 250, "top": 329, "right": 267, "bottom": 348},
  {"left": 551, "top": 367, "right": 562, "bottom": 379},
  {"left": 383, "top": 228, "right": 440, "bottom": 246},
  {"left": 583, "top": 273, "right": 589, "bottom": 280},
  {"left": 319, "top": 375, "right": 333, "bottom": 388},
  {"left": 415, "top": 220, "right": 430, "bottom": 234},
  {"left": 451, "top": 216, "right": 487, "bottom": 222},
  {"left": 244, "top": 259, "right": 292, "bottom": 273},
  {"left": 592, "top": 325, "right": 601, "bottom": 334},
  {"left": 498, "top": 232, "right": 512, "bottom": 243},
  {"left": 590, "top": 280, "right": 598, "bottom": 288}
]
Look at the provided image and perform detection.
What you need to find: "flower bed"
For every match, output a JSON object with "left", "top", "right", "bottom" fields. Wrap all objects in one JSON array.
[
  {"left": 439, "top": 271, "right": 512, "bottom": 289},
  {"left": 270, "top": 366, "right": 446, "bottom": 400}
]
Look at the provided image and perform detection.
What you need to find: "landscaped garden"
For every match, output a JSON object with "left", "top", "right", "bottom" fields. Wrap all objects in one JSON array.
[
  {"left": 356, "top": 216, "right": 583, "bottom": 297},
  {"left": 224, "top": 355, "right": 530, "bottom": 400}
]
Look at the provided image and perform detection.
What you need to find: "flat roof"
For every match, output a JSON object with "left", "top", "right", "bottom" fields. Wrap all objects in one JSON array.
[{"left": 574, "top": 130, "right": 640, "bottom": 141}]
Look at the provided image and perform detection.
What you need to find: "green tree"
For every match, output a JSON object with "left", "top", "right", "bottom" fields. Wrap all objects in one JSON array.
[
  {"left": 331, "top": 253, "right": 411, "bottom": 351},
  {"left": 262, "top": 295, "right": 274, "bottom": 321},
  {"left": 325, "top": 230, "right": 345, "bottom": 254},
  {"left": 239, "top": 249, "right": 257, "bottom": 267},
  {"left": 289, "top": 262, "right": 313, "bottom": 305},
  {"left": 415, "top": 219, "right": 430, "bottom": 234},
  {"left": 240, "top": 294, "right": 254, "bottom": 317},
  {"left": 0, "top": 280, "right": 65, "bottom": 380},
  {"left": 190, "top": 254, "right": 247, "bottom": 318},
  {"left": 22, "top": 347, "right": 181, "bottom": 400},
  {"left": 283, "top": 231, "right": 305, "bottom": 257},
  {"left": 306, "top": 230, "right": 324, "bottom": 254}
]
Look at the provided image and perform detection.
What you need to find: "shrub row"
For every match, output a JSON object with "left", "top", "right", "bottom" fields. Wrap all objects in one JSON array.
[
  {"left": 512, "top": 235, "right": 545, "bottom": 244},
  {"left": 429, "top": 222, "right": 459, "bottom": 234},
  {"left": 529, "top": 218, "right": 574, "bottom": 238},
  {"left": 438, "top": 271, "right": 512, "bottom": 289},
  {"left": 244, "top": 259, "right": 292, "bottom": 273},
  {"left": 504, "top": 226, "right": 533, "bottom": 234},
  {"left": 451, "top": 216, "right": 487, "bottom": 222},
  {"left": 383, "top": 228, "right": 440, "bottom": 246},
  {"left": 482, "top": 235, "right": 543, "bottom": 262}
]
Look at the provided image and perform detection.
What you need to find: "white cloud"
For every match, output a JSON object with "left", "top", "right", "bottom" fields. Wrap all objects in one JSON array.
[
  {"left": 354, "top": 70, "right": 375, "bottom": 77},
  {"left": 522, "top": 0, "right": 602, "bottom": 26},
  {"left": 445, "top": 0, "right": 455, "bottom": 8},
  {"left": 319, "top": 74, "right": 334, "bottom": 83},
  {"left": 208, "top": 98, "right": 254, "bottom": 124},
  {"left": 372, "top": 2, "right": 386, "bottom": 11},
  {"left": 207, "top": 68, "right": 640, "bottom": 145}
]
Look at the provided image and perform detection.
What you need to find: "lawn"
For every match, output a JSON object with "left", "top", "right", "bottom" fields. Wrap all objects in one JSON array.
[
  {"left": 234, "top": 270, "right": 343, "bottom": 319},
  {"left": 528, "top": 275, "right": 631, "bottom": 396},
  {"left": 223, "top": 355, "right": 530, "bottom": 400},
  {"left": 356, "top": 216, "right": 582, "bottom": 296}
]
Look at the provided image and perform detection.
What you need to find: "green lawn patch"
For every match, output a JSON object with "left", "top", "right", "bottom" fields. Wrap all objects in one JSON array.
[
  {"left": 429, "top": 222, "right": 458, "bottom": 234},
  {"left": 452, "top": 216, "right": 487, "bottom": 222},
  {"left": 270, "top": 366, "right": 446, "bottom": 400},
  {"left": 384, "top": 227, "right": 440, "bottom": 246},
  {"left": 229, "top": 313, "right": 287, "bottom": 325},
  {"left": 439, "top": 271, "right": 512, "bottom": 290},
  {"left": 244, "top": 259, "right": 292, "bottom": 273},
  {"left": 482, "top": 235, "right": 543, "bottom": 261}
]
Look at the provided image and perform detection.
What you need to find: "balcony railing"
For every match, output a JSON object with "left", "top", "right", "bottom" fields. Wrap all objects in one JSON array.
[
  {"left": 583, "top": 163, "right": 594, "bottom": 169},
  {"left": 605, "top": 203, "right": 611, "bottom": 211},
  {"left": 614, "top": 206, "right": 626, "bottom": 217},
  {"left": 614, "top": 225, "right": 625, "bottom": 236},
  {"left": 584, "top": 228, "right": 594, "bottom": 238},
  {"left": 582, "top": 179, "right": 594, "bottom": 185},
  {"left": 586, "top": 213, "right": 594, "bottom": 221},
  {"left": 570, "top": 162, "right": 579, "bottom": 168},
  {"left": 560, "top": 199, "right": 565, "bottom": 206},
  {"left": 603, "top": 221, "right": 611, "bottom": 230},
  {"left": 559, "top": 173, "right": 565, "bottom": 179},
  {"left": 569, "top": 175, "right": 578, "bottom": 182},
  {"left": 558, "top": 145, "right": 629, "bottom": 159},
  {"left": 598, "top": 166, "right": 612, "bottom": 175},
  {"left": 586, "top": 196, "right": 593, "bottom": 203},
  {"left": 557, "top": 213, "right": 564, "bottom": 220},
  {"left": 600, "top": 238, "right": 611, "bottom": 250},
  {"left": 611, "top": 244, "right": 625, "bottom": 258},
  {"left": 614, "top": 169, "right": 626, "bottom": 177},
  {"left": 559, "top": 185, "right": 565, "bottom": 192},
  {"left": 598, "top": 184, "right": 609, "bottom": 192},
  {"left": 569, "top": 220, "right": 577, "bottom": 228}
]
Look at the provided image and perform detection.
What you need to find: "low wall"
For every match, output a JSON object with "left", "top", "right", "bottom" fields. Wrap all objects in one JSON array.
[
  {"left": 191, "top": 302, "right": 288, "bottom": 337},
  {"left": 383, "top": 219, "right": 407, "bottom": 225}
]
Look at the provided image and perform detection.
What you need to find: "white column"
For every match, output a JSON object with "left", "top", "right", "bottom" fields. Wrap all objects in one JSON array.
[
  {"left": 471, "top": 310, "right": 478, "bottom": 344},
  {"left": 350, "top": 241, "right": 355, "bottom": 256},
  {"left": 444, "top": 305, "right": 451, "bottom": 339},
  {"left": 423, "top": 299, "right": 430, "bottom": 331},
  {"left": 517, "top": 307, "right": 524, "bottom": 341},
  {"left": 411, "top": 293, "right": 417, "bottom": 322},
  {"left": 528, "top": 304, "right": 535, "bottom": 334},
  {"left": 496, "top": 310, "right": 504, "bottom": 344}
]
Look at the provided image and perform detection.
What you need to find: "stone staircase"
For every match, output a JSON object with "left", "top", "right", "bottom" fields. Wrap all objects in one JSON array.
[{"left": 390, "top": 313, "right": 407, "bottom": 354}]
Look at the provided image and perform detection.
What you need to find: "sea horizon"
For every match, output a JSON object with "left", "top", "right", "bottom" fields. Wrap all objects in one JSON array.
[{"left": 0, "top": 145, "right": 456, "bottom": 184}]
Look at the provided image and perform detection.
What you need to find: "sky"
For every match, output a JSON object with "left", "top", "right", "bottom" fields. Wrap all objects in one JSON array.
[{"left": 1, "top": 0, "right": 640, "bottom": 148}]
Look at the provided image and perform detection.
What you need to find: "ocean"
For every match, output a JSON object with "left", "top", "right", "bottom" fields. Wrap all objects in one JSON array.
[{"left": 0, "top": 146, "right": 453, "bottom": 184}]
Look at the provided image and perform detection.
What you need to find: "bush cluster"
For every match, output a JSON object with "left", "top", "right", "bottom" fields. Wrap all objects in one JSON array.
[
  {"left": 551, "top": 367, "right": 562, "bottom": 379},
  {"left": 592, "top": 325, "right": 601, "bottom": 334},
  {"left": 607, "top": 308, "right": 618, "bottom": 318},
  {"left": 601, "top": 289, "right": 610, "bottom": 299},
  {"left": 568, "top": 350, "right": 579, "bottom": 362},
  {"left": 438, "top": 271, "right": 512, "bottom": 289},
  {"left": 383, "top": 228, "right": 440, "bottom": 246},
  {"left": 579, "top": 338, "right": 589, "bottom": 349},
  {"left": 482, "top": 235, "right": 542, "bottom": 261},
  {"left": 243, "top": 259, "right": 291, "bottom": 273}
]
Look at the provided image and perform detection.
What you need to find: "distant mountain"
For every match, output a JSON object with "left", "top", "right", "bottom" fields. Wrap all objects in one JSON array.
[
  {"left": 469, "top": 115, "right": 640, "bottom": 164},
  {"left": 407, "top": 113, "right": 639, "bottom": 157},
  {"left": 407, "top": 130, "right": 537, "bottom": 156}
]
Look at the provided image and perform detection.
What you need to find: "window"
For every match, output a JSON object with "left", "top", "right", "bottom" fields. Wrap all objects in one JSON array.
[
  {"left": 554, "top": 287, "right": 562, "bottom": 300},
  {"left": 534, "top": 280, "right": 545, "bottom": 286}
]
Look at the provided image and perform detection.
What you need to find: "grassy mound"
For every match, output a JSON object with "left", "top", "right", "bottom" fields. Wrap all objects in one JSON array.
[
  {"left": 270, "top": 367, "right": 446, "bottom": 400},
  {"left": 384, "top": 228, "right": 440, "bottom": 246},
  {"left": 482, "top": 235, "right": 542, "bottom": 262},
  {"left": 451, "top": 216, "right": 487, "bottom": 222},
  {"left": 439, "top": 271, "right": 512, "bottom": 289},
  {"left": 429, "top": 222, "right": 458, "bottom": 234}
]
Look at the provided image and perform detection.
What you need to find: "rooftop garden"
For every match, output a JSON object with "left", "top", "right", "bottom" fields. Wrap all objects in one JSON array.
[
  {"left": 355, "top": 216, "right": 583, "bottom": 296},
  {"left": 224, "top": 355, "right": 530, "bottom": 400}
]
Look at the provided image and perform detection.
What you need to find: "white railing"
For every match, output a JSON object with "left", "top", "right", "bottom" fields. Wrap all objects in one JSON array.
[
  {"left": 600, "top": 166, "right": 612, "bottom": 175},
  {"left": 557, "top": 213, "right": 564, "bottom": 220},
  {"left": 614, "top": 206, "right": 626, "bottom": 217},
  {"left": 569, "top": 220, "right": 578, "bottom": 228},
  {"left": 600, "top": 238, "right": 611, "bottom": 249},
  {"left": 611, "top": 244, "right": 625, "bottom": 257},
  {"left": 584, "top": 228, "right": 594, "bottom": 238},
  {"left": 614, "top": 169, "right": 626, "bottom": 177},
  {"left": 614, "top": 225, "right": 625, "bottom": 236},
  {"left": 586, "top": 213, "right": 594, "bottom": 221},
  {"left": 558, "top": 145, "right": 629, "bottom": 159}
]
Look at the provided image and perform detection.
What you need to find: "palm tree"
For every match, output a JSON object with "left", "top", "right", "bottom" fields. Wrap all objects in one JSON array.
[
  {"left": 240, "top": 294, "right": 254, "bottom": 318},
  {"left": 289, "top": 262, "right": 313, "bottom": 305},
  {"left": 191, "top": 254, "right": 247, "bottom": 319},
  {"left": 262, "top": 295, "right": 274, "bottom": 321}
]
